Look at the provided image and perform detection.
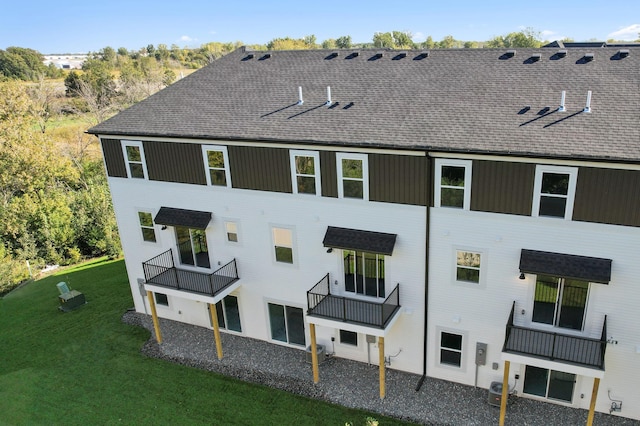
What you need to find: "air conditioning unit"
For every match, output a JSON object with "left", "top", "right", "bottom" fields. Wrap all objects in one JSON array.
[
  {"left": 305, "top": 345, "right": 325, "bottom": 364},
  {"left": 488, "top": 381, "right": 504, "bottom": 407}
]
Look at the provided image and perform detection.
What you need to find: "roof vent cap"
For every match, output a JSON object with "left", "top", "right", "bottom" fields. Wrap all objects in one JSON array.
[
  {"left": 530, "top": 53, "right": 541, "bottom": 62},
  {"left": 259, "top": 52, "right": 272, "bottom": 60},
  {"left": 584, "top": 53, "right": 594, "bottom": 62},
  {"left": 505, "top": 50, "right": 516, "bottom": 58},
  {"left": 618, "top": 49, "right": 630, "bottom": 58},
  {"left": 557, "top": 49, "right": 567, "bottom": 58},
  {"left": 414, "top": 51, "right": 429, "bottom": 60}
]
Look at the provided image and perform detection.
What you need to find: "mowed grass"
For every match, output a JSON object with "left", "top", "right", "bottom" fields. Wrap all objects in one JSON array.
[{"left": 0, "top": 258, "right": 413, "bottom": 425}]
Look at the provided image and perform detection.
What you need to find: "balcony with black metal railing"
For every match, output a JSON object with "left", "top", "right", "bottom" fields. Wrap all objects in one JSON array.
[
  {"left": 307, "top": 273, "right": 401, "bottom": 329},
  {"left": 143, "top": 249, "right": 239, "bottom": 298},
  {"left": 502, "top": 301, "right": 607, "bottom": 370}
]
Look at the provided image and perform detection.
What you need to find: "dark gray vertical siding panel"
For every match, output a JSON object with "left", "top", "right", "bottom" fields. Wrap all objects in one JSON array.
[
  {"left": 370, "top": 154, "right": 428, "bottom": 206},
  {"left": 144, "top": 141, "right": 207, "bottom": 185},
  {"left": 101, "top": 138, "right": 127, "bottom": 178},
  {"left": 471, "top": 161, "right": 535, "bottom": 215},
  {"left": 574, "top": 168, "right": 640, "bottom": 227},
  {"left": 320, "top": 151, "right": 338, "bottom": 198},
  {"left": 228, "top": 146, "right": 292, "bottom": 193}
]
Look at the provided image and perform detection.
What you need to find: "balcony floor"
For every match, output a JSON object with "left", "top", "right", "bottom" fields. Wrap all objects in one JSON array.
[
  {"left": 147, "top": 267, "right": 238, "bottom": 298},
  {"left": 308, "top": 294, "right": 400, "bottom": 329},
  {"left": 504, "top": 326, "right": 605, "bottom": 370}
]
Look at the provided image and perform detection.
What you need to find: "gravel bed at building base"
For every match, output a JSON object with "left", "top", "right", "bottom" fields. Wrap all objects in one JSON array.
[{"left": 122, "top": 310, "right": 638, "bottom": 426}]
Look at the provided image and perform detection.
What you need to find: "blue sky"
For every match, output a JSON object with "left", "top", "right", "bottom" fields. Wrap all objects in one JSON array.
[{"left": 1, "top": 0, "right": 639, "bottom": 53}]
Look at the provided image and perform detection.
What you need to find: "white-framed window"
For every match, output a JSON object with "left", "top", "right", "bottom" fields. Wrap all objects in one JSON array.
[
  {"left": 456, "top": 250, "right": 481, "bottom": 284},
  {"left": 439, "top": 330, "right": 463, "bottom": 368},
  {"left": 202, "top": 145, "right": 231, "bottom": 188},
  {"left": 339, "top": 330, "right": 358, "bottom": 346},
  {"left": 290, "top": 150, "right": 321, "bottom": 196},
  {"left": 343, "top": 250, "right": 385, "bottom": 298},
  {"left": 224, "top": 221, "right": 239, "bottom": 243},
  {"left": 267, "top": 303, "right": 305, "bottom": 346},
  {"left": 434, "top": 159, "right": 472, "bottom": 209},
  {"left": 138, "top": 211, "right": 156, "bottom": 243},
  {"left": 523, "top": 366, "right": 575, "bottom": 403},
  {"left": 336, "top": 153, "right": 369, "bottom": 200},
  {"left": 272, "top": 226, "right": 295, "bottom": 264},
  {"left": 532, "top": 275, "right": 590, "bottom": 331},
  {"left": 532, "top": 165, "right": 578, "bottom": 219},
  {"left": 122, "top": 140, "right": 148, "bottom": 179}
]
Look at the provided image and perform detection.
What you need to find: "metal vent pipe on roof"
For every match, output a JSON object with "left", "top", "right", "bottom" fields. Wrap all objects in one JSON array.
[
  {"left": 559, "top": 91, "right": 566, "bottom": 112},
  {"left": 584, "top": 91, "right": 592, "bottom": 113},
  {"left": 298, "top": 86, "right": 303, "bottom": 105},
  {"left": 326, "top": 86, "right": 332, "bottom": 105}
]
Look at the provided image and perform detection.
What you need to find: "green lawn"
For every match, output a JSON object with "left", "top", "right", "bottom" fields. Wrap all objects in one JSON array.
[{"left": 0, "top": 258, "right": 412, "bottom": 425}]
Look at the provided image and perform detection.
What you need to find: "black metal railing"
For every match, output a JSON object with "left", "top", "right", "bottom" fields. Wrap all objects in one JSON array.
[
  {"left": 143, "top": 249, "right": 239, "bottom": 297},
  {"left": 307, "top": 273, "right": 400, "bottom": 329},
  {"left": 502, "top": 301, "right": 607, "bottom": 370}
]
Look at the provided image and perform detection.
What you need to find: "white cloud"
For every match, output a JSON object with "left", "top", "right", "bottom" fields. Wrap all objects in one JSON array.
[
  {"left": 180, "top": 35, "right": 194, "bottom": 42},
  {"left": 412, "top": 31, "right": 426, "bottom": 42},
  {"left": 607, "top": 24, "right": 640, "bottom": 40}
]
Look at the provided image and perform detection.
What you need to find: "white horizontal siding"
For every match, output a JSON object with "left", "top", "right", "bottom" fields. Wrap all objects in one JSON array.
[
  {"left": 428, "top": 207, "right": 640, "bottom": 419},
  {"left": 109, "top": 176, "right": 426, "bottom": 374}
]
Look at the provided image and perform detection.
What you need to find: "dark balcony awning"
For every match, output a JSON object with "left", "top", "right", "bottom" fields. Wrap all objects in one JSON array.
[
  {"left": 323, "top": 226, "right": 397, "bottom": 256},
  {"left": 519, "top": 249, "right": 612, "bottom": 284},
  {"left": 154, "top": 207, "right": 212, "bottom": 230}
]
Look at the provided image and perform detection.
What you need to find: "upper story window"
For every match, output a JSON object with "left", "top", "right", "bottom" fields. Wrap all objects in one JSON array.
[
  {"left": 122, "top": 140, "right": 148, "bottom": 179},
  {"left": 456, "top": 250, "right": 481, "bottom": 284},
  {"left": 336, "top": 153, "right": 369, "bottom": 200},
  {"left": 272, "top": 226, "right": 295, "bottom": 264},
  {"left": 290, "top": 150, "right": 321, "bottom": 196},
  {"left": 138, "top": 211, "right": 156, "bottom": 242},
  {"left": 532, "top": 165, "right": 577, "bottom": 219},
  {"left": 225, "top": 221, "right": 238, "bottom": 243},
  {"left": 202, "top": 145, "right": 231, "bottom": 188},
  {"left": 435, "top": 159, "right": 472, "bottom": 209}
]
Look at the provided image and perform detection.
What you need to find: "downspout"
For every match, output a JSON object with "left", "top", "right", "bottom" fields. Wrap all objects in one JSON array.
[{"left": 416, "top": 155, "right": 432, "bottom": 392}]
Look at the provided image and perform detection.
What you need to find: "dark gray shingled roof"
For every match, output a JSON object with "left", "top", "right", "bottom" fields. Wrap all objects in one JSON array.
[
  {"left": 323, "top": 226, "right": 397, "bottom": 255},
  {"left": 154, "top": 207, "right": 212, "bottom": 230},
  {"left": 89, "top": 46, "right": 640, "bottom": 162},
  {"left": 519, "top": 249, "right": 612, "bottom": 284}
]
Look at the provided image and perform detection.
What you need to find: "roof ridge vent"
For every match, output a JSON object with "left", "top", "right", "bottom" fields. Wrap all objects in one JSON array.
[{"left": 583, "top": 90, "right": 592, "bottom": 113}]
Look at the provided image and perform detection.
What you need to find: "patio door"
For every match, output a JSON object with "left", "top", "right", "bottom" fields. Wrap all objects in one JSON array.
[
  {"left": 532, "top": 275, "right": 589, "bottom": 331},
  {"left": 343, "top": 250, "right": 385, "bottom": 298},
  {"left": 176, "top": 226, "right": 210, "bottom": 268}
]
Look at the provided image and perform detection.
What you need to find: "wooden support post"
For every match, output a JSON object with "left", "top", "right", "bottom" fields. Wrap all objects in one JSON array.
[
  {"left": 379, "top": 336, "right": 386, "bottom": 399},
  {"left": 499, "top": 360, "right": 510, "bottom": 426},
  {"left": 309, "top": 323, "right": 319, "bottom": 383},
  {"left": 146, "top": 290, "right": 163, "bottom": 344},
  {"left": 209, "top": 303, "right": 223, "bottom": 360},
  {"left": 586, "top": 377, "right": 600, "bottom": 426}
]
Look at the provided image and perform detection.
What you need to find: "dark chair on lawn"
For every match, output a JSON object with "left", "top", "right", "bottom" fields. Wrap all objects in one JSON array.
[{"left": 57, "top": 282, "right": 86, "bottom": 312}]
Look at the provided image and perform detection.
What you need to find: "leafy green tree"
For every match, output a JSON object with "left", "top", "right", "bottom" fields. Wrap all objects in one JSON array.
[
  {"left": 464, "top": 41, "right": 478, "bottom": 48},
  {"left": 421, "top": 36, "right": 435, "bottom": 49},
  {"left": 0, "top": 47, "right": 46, "bottom": 80},
  {"left": 304, "top": 35, "right": 317, "bottom": 48},
  {"left": 392, "top": 31, "right": 414, "bottom": 49},
  {"left": 438, "top": 35, "right": 457, "bottom": 48},
  {"left": 117, "top": 47, "right": 129, "bottom": 57},
  {"left": 486, "top": 28, "right": 542, "bottom": 48},
  {"left": 373, "top": 32, "right": 395, "bottom": 48},
  {"left": 336, "top": 35, "right": 352, "bottom": 49},
  {"left": 322, "top": 39, "right": 337, "bottom": 49},
  {"left": 267, "top": 37, "right": 310, "bottom": 50}
]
